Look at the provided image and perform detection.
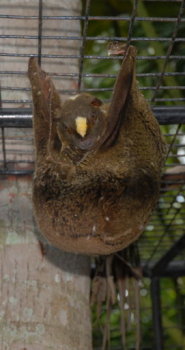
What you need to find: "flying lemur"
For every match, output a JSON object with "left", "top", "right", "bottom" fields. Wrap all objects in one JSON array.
[{"left": 28, "top": 45, "right": 166, "bottom": 255}]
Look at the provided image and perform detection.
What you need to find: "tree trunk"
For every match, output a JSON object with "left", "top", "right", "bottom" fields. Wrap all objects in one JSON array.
[
  {"left": 0, "top": 1, "right": 92, "bottom": 349},
  {"left": 0, "top": 0, "right": 81, "bottom": 107}
]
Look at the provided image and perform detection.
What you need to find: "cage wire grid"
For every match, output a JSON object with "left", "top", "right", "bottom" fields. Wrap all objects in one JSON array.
[{"left": 0, "top": 0, "right": 185, "bottom": 349}]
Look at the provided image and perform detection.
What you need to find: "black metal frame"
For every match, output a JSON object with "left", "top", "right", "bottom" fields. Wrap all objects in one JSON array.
[
  {"left": 151, "top": 278, "right": 164, "bottom": 350},
  {"left": 1, "top": 106, "right": 185, "bottom": 128}
]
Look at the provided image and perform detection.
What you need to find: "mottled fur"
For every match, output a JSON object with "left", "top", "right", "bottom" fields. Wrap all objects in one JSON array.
[{"left": 28, "top": 46, "right": 166, "bottom": 255}]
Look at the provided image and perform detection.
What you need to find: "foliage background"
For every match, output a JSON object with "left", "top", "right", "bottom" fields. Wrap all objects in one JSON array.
[{"left": 81, "top": 0, "right": 185, "bottom": 349}]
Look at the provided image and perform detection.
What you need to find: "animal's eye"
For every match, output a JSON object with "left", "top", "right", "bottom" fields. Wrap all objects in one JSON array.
[
  {"left": 61, "top": 124, "right": 73, "bottom": 134},
  {"left": 62, "top": 124, "right": 68, "bottom": 132},
  {"left": 91, "top": 112, "right": 97, "bottom": 119},
  {"left": 67, "top": 127, "right": 74, "bottom": 135}
]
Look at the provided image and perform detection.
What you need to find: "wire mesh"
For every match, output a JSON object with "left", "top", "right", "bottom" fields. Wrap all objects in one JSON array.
[{"left": 0, "top": 0, "right": 185, "bottom": 349}]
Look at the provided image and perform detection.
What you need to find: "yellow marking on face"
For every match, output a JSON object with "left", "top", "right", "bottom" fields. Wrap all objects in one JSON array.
[{"left": 75, "top": 116, "right": 87, "bottom": 138}]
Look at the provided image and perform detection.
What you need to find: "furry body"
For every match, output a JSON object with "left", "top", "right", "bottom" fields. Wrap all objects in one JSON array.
[{"left": 28, "top": 46, "right": 166, "bottom": 255}]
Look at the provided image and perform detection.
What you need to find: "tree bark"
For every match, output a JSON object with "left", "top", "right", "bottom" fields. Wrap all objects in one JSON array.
[
  {"left": 0, "top": 0, "right": 81, "bottom": 108},
  {"left": 0, "top": 1, "right": 92, "bottom": 349},
  {"left": 0, "top": 177, "right": 92, "bottom": 350}
]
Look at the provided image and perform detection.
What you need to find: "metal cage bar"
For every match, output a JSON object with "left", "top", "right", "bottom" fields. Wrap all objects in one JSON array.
[{"left": 151, "top": 278, "right": 164, "bottom": 350}]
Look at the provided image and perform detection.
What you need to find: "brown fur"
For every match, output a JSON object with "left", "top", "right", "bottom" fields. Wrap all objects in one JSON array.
[{"left": 28, "top": 46, "right": 166, "bottom": 255}]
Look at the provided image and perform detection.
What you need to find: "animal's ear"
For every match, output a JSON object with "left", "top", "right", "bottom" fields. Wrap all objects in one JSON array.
[
  {"left": 90, "top": 97, "right": 103, "bottom": 107},
  {"left": 28, "top": 57, "right": 61, "bottom": 121},
  {"left": 101, "top": 46, "right": 137, "bottom": 149}
]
